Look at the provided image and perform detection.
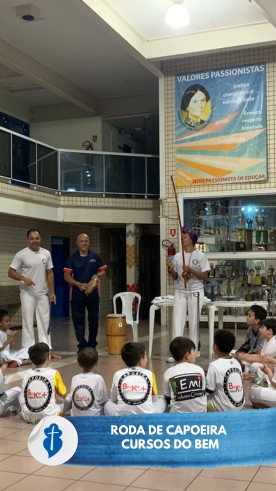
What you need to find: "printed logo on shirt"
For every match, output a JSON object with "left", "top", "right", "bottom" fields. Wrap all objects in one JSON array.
[
  {"left": 42, "top": 259, "right": 47, "bottom": 264},
  {"left": 192, "top": 259, "right": 199, "bottom": 265},
  {"left": 223, "top": 367, "right": 244, "bottom": 407},
  {"left": 89, "top": 259, "right": 96, "bottom": 262},
  {"left": 24, "top": 376, "right": 52, "bottom": 412},
  {"left": 72, "top": 384, "right": 95, "bottom": 410},
  {"left": 169, "top": 373, "right": 205, "bottom": 401},
  {"left": 118, "top": 371, "right": 151, "bottom": 405}
]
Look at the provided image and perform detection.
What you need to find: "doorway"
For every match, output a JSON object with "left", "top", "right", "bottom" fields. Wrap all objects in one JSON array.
[
  {"left": 139, "top": 234, "right": 160, "bottom": 319},
  {"left": 51, "top": 236, "right": 70, "bottom": 317}
]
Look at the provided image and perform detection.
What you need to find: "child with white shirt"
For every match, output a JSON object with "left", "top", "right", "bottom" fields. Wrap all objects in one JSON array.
[
  {"left": 0, "top": 310, "right": 29, "bottom": 368},
  {"left": 70, "top": 348, "right": 108, "bottom": 416},
  {"left": 163, "top": 337, "right": 206, "bottom": 412},
  {"left": 206, "top": 330, "right": 244, "bottom": 412},
  {"left": 105, "top": 342, "right": 167, "bottom": 415}
]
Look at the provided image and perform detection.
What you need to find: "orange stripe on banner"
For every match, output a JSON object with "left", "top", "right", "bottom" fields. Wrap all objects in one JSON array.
[
  {"left": 175, "top": 111, "right": 241, "bottom": 141},
  {"left": 176, "top": 129, "right": 265, "bottom": 151},
  {"left": 176, "top": 157, "right": 231, "bottom": 177}
]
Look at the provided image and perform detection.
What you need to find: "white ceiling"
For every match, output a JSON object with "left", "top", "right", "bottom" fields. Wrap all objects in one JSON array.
[
  {"left": 106, "top": 0, "right": 268, "bottom": 39},
  {"left": 0, "top": 0, "right": 274, "bottom": 128}
]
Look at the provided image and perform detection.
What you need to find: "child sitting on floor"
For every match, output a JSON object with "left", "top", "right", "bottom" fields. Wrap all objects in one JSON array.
[
  {"left": 163, "top": 337, "right": 206, "bottom": 412},
  {"left": 0, "top": 309, "right": 30, "bottom": 368},
  {"left": 105, "top": 341, "right": 167, "bottom": 415},
  {"left": 206, "top": 330, "right": 244, "bottom": 412},
  {"left": 70, "top": 348, "right": 108, "bottom": 416},
  {"left": 0, "top": 363, "right": 21, "bottom": 416},
  {"left": 235, "top": 305, "right": 267, "bottom": 377},
  {"left": 19, "top": 342, "right": 71, "bottom": 423},
  {"left": 235, "top": 318, "right": 276, "bottom": 384}
]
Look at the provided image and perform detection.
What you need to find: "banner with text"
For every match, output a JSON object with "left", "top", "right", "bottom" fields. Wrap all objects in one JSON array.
[
  {"left": 67, "top": 409, "right": 276, "bottom": 468},
  {"left": 175, "top": 63, "right": 267, "bottom": 186}
]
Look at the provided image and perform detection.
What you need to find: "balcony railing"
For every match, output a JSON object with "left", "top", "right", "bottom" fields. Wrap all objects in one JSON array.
[{"left": 0, "top": 127, "right": 159, "bottom": 198}]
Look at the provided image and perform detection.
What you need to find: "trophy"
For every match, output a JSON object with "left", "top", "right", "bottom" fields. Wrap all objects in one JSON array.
[
  {"left": 255, "top": 214, "right": 267, "bottom": 229},
  {"left": 255, "top": 214, "right": 268, "bottom": 249}
]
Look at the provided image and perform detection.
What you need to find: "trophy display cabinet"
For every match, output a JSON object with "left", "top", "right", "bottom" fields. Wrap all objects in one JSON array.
[{"left": 181, "top": 190, "right": 276, "bottom": 317}]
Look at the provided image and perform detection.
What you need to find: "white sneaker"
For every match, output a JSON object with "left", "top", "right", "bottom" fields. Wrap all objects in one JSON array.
[{"left": 166, "top": 357, "right": 175, "bottom": 363}]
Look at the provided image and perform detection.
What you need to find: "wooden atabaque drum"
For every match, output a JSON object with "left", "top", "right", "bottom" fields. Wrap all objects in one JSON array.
[{"left": 106, "top": 314, "right": 126, "bottom": 354}]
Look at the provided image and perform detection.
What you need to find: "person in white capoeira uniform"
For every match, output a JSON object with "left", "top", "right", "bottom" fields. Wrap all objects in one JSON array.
[
  {"left": 19, "top": 343, "right": 71, "bottom": 424},
  {"left": 8, "top": 229, "right": 61, "bottom": 359},
  {"left": 0, "top": 310, "right": 29, "bottom": 368},
  {"left": 163, "top": 337, "right": 207, "bottom": 412},
  {"left": 166, "top": 227, "right": 210, "bottom": 362},
  {"left": 105, "top": 342, "right": 167, "bottom": 415},
  {"left": 70, "top": 348, "right": 108, "bottom": 416},
  {"left": 206, "top": 329, "right": 244, "bottom": 412}
]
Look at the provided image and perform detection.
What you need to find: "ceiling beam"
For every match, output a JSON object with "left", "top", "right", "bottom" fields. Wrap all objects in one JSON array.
[
  {"left": 0, "top": 37, "right": 99, "bottom": 114},
  {"left": 81, "top": 0, "right": 164, "bottom": 78},
  {"left": 144, "top": 22, "right": 276, "bottom": 60},
  {"left": 254, "top": 0, "right": 276, "bottom": 28}
]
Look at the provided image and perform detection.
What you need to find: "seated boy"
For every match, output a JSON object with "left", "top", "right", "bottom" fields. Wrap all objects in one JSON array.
[
  {"left": 0, "top": 363, "right": 21, "bottom": 415},
  {"left": 249, "top": 355, "right": 276, "bottom": 408},
  {"left": 235, "top": 304, "right": 267, "bottom": 377},
  {"left": 163, "top": 337, "right": 206, "bottom": 412},
  {"left": 105, "top": 342, "right": 167, "bottom": 415},
  {"left": 206, "top": 330, "right": 244, "bottom": 412},
  {"left": 19, "top": 342, "right": 71, "bottom": 424},
  {"left": 235, "top": 318, "right": 276, "bottom": 384},
  {"left": 70, "top": 348, "right": 108, "bottom": 416}
]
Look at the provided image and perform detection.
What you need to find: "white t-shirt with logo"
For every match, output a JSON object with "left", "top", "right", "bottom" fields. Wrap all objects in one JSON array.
[
  {"left": 163, "top": 362, "right": 207, "bottom": 412},
  {"left": 70, "top": 372, "right": 108, "bottom": 416},
  {"left": 20, "top": 367, "right": 67, "bottom": 423},
  {"left": 110, "top": 366, "right": 159, "bottom": 415},
  {"left": 10, "top": 247, "right": 53, "bottom": 296},
  {"left": 172, "top": 250, "right": 210, "bottom": 293},
  {"left": 206, "top": 357, "right": 244, "bottom": 412}
]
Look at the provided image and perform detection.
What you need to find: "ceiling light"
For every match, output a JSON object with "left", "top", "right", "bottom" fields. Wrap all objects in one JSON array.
[{"left": 165, "top": 0, "right": 190, "bottom": 28}]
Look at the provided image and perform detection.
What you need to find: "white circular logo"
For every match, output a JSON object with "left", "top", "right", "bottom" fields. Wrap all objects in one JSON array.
[
  {"left": 118, "top": 371, "right": 151, "bottom": 405},
  {"left": 28, "top": 416, "right": 78, "bottom": 465}
]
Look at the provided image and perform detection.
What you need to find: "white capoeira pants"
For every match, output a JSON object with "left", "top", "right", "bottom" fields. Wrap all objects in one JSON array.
[
  {"left": 172, "top": 289, "right": 204, "bottom": 352},
  {"left": 20, "top": 293, "right": 52, "bottom": 349},
  {"left": 250, "top": 385, "right": 276, "bottom": 407},
  {"left": 0, "top": 348, "right": 29, "bottom": 366},
  {"left": 0, "top": 387, "right": 21, "bottom": 415},
  {"left": 104, "top": 396, "right": 167, "bottom": 416}
]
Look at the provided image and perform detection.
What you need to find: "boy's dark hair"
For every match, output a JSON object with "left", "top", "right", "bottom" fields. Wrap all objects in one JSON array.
[
  {"left": 261, "top": 318, "right": 276, "bottom": 335},
  {"left": 121, "top": 342, "right": 146, "bottom": 367},
  {"left": 247, "top": 305, "right": 267, "bottom": 323},
  {"left": 28, "top": 342, "right": 50, "bottom": 366},
  {"left": 214, "top": 329, "right": 235, "bottom": 354},
  {"left": 77, "top": 348, "right": 98, "bottom": 371},
  {"left": 0, "top": 309, "right": 9, "bottom": 322},
  {"left": 169, "top": 337, "right": 196, "bottom": 362},
  {"left": 27, "top": 229, "right": 41, "bottom": 238}
]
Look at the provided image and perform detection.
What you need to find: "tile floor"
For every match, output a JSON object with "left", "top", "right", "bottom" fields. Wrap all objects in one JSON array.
[{"left": 2, "top": 316, "right": 276, "bottom": 491}]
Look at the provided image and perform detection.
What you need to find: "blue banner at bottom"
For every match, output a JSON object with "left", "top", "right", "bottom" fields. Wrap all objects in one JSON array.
[{"left": 67, "top": 409, "right": 276, "bottom": 468}]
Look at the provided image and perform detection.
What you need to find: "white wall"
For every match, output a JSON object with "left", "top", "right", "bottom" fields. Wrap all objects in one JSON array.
[
  {"left": 0, "top": 90, "right": 31, "bottom": 122},
  {"left": 103, "top": 121, "right": 144, "bottom": 154},
  {"left": 30, "top": 117, "right": 102, "bottom": 150}
]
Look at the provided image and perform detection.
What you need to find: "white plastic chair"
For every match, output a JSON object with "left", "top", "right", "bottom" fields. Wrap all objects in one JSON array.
[{"left": 113, "top": 292, "right": 141, "bottom": 342}]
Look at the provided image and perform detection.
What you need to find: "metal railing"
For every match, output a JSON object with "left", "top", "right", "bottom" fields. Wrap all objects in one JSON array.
[{"left": 0, "top": 127, "right": 159, "bottom": 198}]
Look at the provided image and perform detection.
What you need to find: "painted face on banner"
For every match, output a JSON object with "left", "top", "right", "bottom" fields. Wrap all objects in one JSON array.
[{"left": 187, "top": 90, "right": 207, "bottom": 121}]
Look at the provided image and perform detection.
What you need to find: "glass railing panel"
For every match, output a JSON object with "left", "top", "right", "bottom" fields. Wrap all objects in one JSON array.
[
  {"left": 12, "top": 134, "right": 36, "bottom": 184},
  {"left": 37, "top": 144, "right": 58, "bottom": 189},
  {"left": 0, "top": 129, "right": 11, "bottom": 178},
  {"left": 105, "top": 155, "right": 145, "bottom": 195},
  {"left": 60, "top": 152, "right": 104, "bottom": 192},
  {"left": 147, "top": 157, "right": 159, "bottom": 196}
]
